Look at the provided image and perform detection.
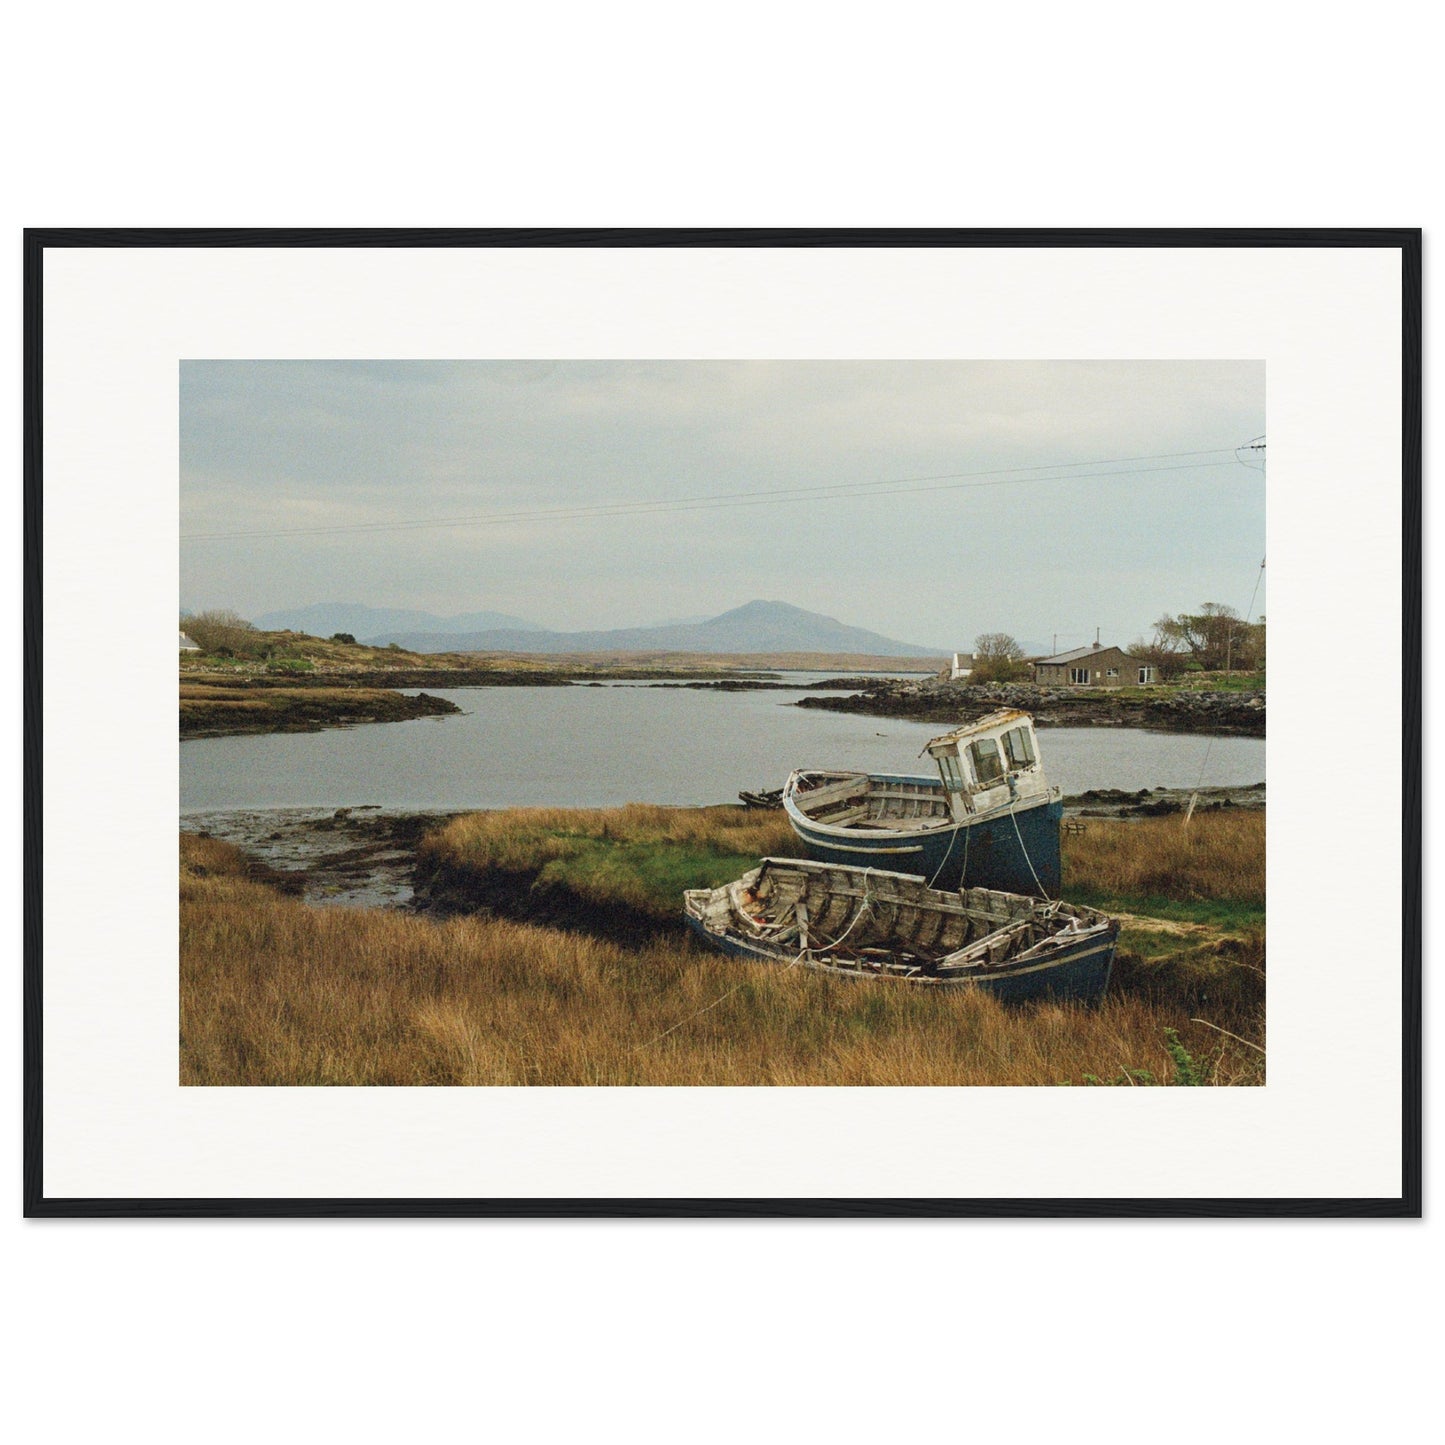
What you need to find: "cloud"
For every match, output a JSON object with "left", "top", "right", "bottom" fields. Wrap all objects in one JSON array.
[{"left": 180, "top": 360, "right": 1265, "bottom": 645}]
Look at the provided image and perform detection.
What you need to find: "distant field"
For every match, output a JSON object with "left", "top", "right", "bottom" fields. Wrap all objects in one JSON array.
[
  {"left": 181, "top": 629, "right": 942, "bottom": 678},
  {"left": 486, "top": 650, "right": 946, "bottom": 672},
  {"left": 179, "top": 631, "right": 945, "bottom": 737},
  {"left": 180, "top": 632, "right": 553, "bottom": 674}
]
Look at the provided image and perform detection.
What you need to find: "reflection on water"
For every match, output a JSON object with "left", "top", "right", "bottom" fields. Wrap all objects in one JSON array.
[{"left": 181, "top": 681, "right": 1264, "bottom": 814}]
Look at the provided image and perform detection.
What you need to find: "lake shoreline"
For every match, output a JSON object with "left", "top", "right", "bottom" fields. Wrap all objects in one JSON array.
[
  {"left": 180, "top": 680, "right": 460, "bottom": 738},
  {"left": 182, "top": 665, "right": 1265, "bottom": 741},
  {"left": 182, "top": 785, "right": 1265, "bottom": 915},
  {"left": 178, "top": 664, "right": 909, "bottom": 739},
  {"left": 796, "top": 678, "right": 1266, "bottom": 737}
]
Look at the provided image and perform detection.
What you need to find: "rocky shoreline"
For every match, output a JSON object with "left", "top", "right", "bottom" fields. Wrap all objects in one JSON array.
[
  {"left": 1062, "top": 783, "right": 1265, "bottom": 818},
  {"left": 178, "top": 665, "right": 833, "bottom": 739},
  {"left": 182, "top": 807, "right": 464, "bottom": 907},
  {"left": 179, "top": 681, "right": 461, "bottom": 738},
  {"left": 796, "top": 678, "right": 1265, "bottom": 736}
]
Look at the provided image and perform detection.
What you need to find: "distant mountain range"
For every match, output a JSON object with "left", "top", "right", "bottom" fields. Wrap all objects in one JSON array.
[
  {"left": 365, "top": 600, "right": 943, "bottom": 657},
  {"left": 256, "top": 602, "right": 543, "bottom": 638}
]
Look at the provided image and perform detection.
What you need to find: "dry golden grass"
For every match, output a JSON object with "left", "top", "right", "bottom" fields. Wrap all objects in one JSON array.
[
  {"left": 1064, "top": 810, "right": 1265, "bottom": 911},
  {"left": 182, "top": 832, "right": 1263, "bottom": 1087},
  {"left": 428, "top": 803, "right": 797, "bottom": 868}
]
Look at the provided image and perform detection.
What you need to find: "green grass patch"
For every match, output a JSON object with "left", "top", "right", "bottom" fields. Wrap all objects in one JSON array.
[
  {"left": 1066, "top": 886, "right": 1264, "bottom": 932},
  {"left": 421, "top": 804, "right": 803, "bottom": 921},
  {"left": 536, "top": 839, "right": 795, "bottom": 918}
]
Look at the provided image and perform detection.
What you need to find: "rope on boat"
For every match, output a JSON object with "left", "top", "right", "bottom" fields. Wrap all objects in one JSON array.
[
  {"left": 629, "top": 976, "right": 759, "bottom": 1053},
  {"left": 926, "top": 814, "right": 969, "bottom": 890},
  {"left": 1008, "top": 802, "right": 1051, "bottom": 900},
  {"left": 803, "top": 869, "right": 875, "bottom": 954},
  {"left": 632, "top": 871, "right": 878, "bottom": 1054}
]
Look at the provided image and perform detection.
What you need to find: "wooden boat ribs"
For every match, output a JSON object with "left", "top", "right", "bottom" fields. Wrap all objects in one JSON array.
[{"left": 685, "top": 858, "right": 1119, "bottom": 1000}]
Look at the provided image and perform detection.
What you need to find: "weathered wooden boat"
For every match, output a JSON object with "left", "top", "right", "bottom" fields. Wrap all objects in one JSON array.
[
  {"left": 684, "top": 858, "right": 1117, "bottom": 1003},
  {"left": 738, "top": 787, "right": 785, "bottom": 810},
  {"left": 782, "top": 709, "right": 1062, "bottom": 895}
]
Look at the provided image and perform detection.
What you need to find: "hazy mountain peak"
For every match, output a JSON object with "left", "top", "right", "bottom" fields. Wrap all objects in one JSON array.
[{"left": 367, "top": 600, "right": 942, "bottom": 657}]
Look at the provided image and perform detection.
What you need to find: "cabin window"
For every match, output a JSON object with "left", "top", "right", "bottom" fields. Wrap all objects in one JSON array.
[
  {"left": 969, "top": 737, "right": 1005, "bottom": 785},
  {"left": 1069, "top": 667, "right": 1092, "bottom": 684},
  {"left": 1138, "top": 666, "right": 1154, "bottom": 684},
  {"left": 1002, "top": 726, "right": 1036, "bottom": 768},
  {"left": 935, "top": 750, "right": 965, "bottom": 792},
  {"left": 1106, "top": 668, "right": 1118, "bottom": 679}
]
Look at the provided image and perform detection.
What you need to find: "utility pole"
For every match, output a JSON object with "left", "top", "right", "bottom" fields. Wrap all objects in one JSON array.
[
  {"left": 1235, "top": 436, "right": 1266, "bottom": 472},
  {"left": 1189, "top": 436, "right": 1266, "bottom": 824}
]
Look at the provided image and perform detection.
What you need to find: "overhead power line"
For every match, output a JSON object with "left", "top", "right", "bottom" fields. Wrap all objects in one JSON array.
[{"left": 181, "top": 446, "right": 1242, "bottom": 544}]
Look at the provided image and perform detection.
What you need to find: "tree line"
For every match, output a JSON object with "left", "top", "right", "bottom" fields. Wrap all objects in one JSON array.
[
  {"left": 1129, "top": 603, "right": 1265, "bottom": 679},
  {"left": 958, "top": 603, "right": 1265, "bottom": 685}
]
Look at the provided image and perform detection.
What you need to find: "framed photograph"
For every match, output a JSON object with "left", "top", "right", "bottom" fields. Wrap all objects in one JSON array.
[{"left": 23, "top": 229, "right": 1420, "bottom": 1218}]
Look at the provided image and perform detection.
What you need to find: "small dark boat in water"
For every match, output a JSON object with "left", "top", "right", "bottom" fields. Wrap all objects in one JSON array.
[
  {"left": 684, "top": 857, "right": 1117, "bottom": 1004},
  {"left": 783, "top": 709, "right": 1062, "bottom": 895}
]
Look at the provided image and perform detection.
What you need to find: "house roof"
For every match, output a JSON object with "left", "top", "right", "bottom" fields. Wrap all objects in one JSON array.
[
  {"left": 1035, "top": 643, "right": 1137, "bottom": 666},
  {"left": 179, "top": 631, "right": 201, "bottom": 650},
  {"left": 924, "top": 709, "right": 1033, "bottom": 749}
]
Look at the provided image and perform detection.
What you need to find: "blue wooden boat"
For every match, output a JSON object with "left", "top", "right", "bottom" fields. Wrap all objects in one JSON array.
[
  {"left": 684, "top": 858, "right": 1117, "bottom": 1004},
  {"left": 782, "top": 709, "right": 1062, "bottom": 895}
]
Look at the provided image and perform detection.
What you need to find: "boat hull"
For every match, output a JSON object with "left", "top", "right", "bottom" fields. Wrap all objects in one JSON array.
[
  {"left": 784, "top": 774, "right": 1063, "bottom": 896},
  {"left": 683, "top": 912, "right": 1114, "bottom": 1005}
]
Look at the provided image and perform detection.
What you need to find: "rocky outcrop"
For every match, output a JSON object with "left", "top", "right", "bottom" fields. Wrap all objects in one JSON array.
[
  {"left": 795, "top": 679, "right": 1265, "bottom": 737},
  {"left": 179, "top": 682, "right": 461, "bottom": 738}
]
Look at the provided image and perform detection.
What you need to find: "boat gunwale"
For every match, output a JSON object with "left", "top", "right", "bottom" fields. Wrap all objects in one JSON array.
[
  {"left": 683, "top": 858, "right": 1116, "bottom": 982},
  {"left": 682, "top": 906, "right": 1118, "bottom": 989},
  {"left": 782, "top": 767, "right": 1060, "bottom": 841}
]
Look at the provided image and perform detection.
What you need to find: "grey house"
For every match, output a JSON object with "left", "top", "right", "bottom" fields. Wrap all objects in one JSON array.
[{"left": 1033, "top": 642, "right": 1156, "bottom": 687}]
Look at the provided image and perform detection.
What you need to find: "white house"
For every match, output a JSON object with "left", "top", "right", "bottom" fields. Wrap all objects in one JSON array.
[
  {"left": 179, "top": 631, "right": 201, "bottom": 652},
  {"left": 950, "top": 652, "right": 974, "bottom": 680}
]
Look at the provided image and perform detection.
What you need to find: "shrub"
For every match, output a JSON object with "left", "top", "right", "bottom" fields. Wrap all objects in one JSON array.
[
  {"left": 968, "top": 657, "right": 1032, "bottom": 684},
  {"left": 182, "top": 609, "right": 263, "bottom": 657}
]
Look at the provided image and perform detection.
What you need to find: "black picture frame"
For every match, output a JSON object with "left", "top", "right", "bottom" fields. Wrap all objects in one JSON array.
[{"left": 22, "top": 228, "right": 1422, "bottom": 1220}]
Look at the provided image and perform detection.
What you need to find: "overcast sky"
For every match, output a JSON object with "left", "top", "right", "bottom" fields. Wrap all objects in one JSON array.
[{"left": 180, "top": 360, "right": 1265, "bottom": 652}]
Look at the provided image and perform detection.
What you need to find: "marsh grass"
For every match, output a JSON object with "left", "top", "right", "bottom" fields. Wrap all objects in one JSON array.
[
  {"left": 419, "top": 804, "right": 805, "bottom": 919},
  {"left": 1063, "top": 811, "right": 1264, "bottom": 911},
  {"left": 182, "top": 815, "right": 1265, "bottom": 1087}
]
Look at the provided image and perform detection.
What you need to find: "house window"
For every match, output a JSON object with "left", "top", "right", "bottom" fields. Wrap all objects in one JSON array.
[
  {"left": 1069, "top": 667, "right": 1092, "bottom": 684},
  {"left": 969, "top": 737, "right": 1005, "bottom": 785},
  {"left": 1106, "top": 668, "right": 1118, "bottom": 680},
  {"left": 1002, "top": 726, "right": 1036, "bottom": 768},
  {"left": 1138, "top": 666, "right": 1155, "bottom": 684}
]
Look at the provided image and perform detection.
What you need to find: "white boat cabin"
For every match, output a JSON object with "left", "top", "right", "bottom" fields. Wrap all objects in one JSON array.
[{"left": 923, "top": 709, "right": 1052, "bottom": 820}]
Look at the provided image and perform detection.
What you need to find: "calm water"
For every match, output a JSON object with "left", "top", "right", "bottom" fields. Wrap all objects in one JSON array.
[{"left": 180, "top": 680, "right": 1265, "bottom": 814}]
